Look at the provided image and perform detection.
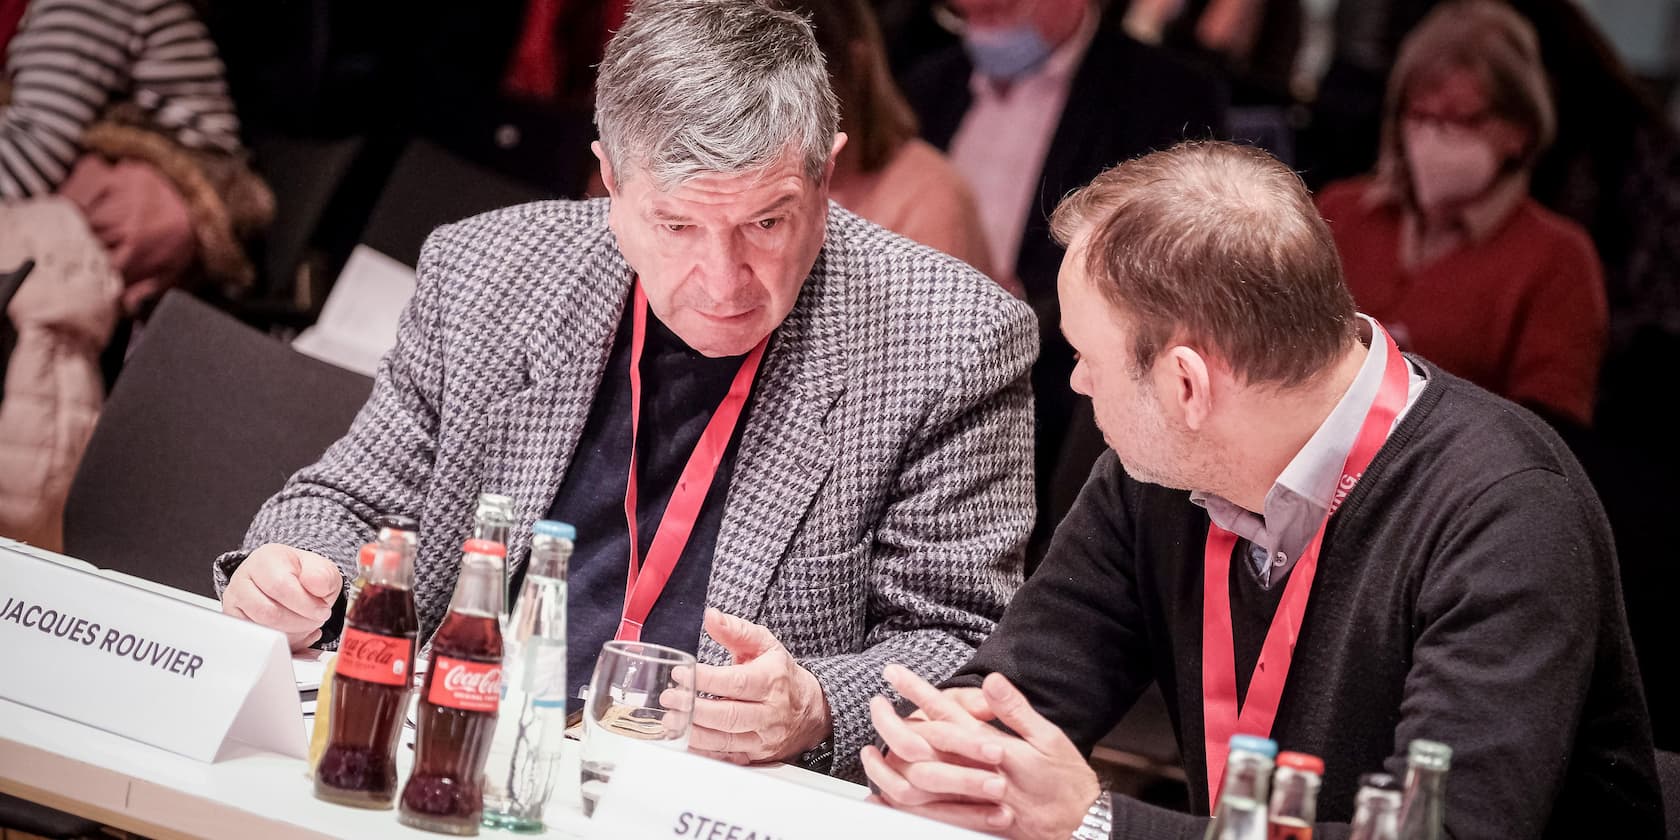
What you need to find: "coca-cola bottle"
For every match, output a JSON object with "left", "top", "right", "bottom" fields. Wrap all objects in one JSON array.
[
  {"left": 314, "top": 542, "right": 419, "bottom": 808},
  {"left": 399, "top": 539, "right": 506, "bottom": 835}
]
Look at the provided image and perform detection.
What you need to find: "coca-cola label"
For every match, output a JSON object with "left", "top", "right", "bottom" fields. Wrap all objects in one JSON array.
[
  {"left": 427, "top": 656, "right": 501, "bottom": 712},
  {"left": 336, "top": 627, "right": 413, "bottom": 687}
]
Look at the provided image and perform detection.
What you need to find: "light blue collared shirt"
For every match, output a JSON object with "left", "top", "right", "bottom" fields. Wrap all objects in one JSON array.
[{"left": 1191, "top": 315, "right": 1430, "bottom": 589}]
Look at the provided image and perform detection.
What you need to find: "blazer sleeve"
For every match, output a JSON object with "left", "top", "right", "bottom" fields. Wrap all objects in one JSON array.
[
  {"left": 799, "top": 290, "right": 1037, "bottom": 780},
  {"left": 211, "top": 224, "right": 456, "bottom": 640}
]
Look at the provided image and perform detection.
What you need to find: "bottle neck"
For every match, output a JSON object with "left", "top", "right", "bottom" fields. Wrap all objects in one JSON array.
[
  {"left": 365, "top": 544, "right": 415, "bottom": 589},
  {"left": 1397, "top": 767, "right": 1445, "bottom": 838},
  {"left": 450, "top": 553, "right": 505, "bottom": 617},
  {"left": 1268, "top": 768, "right": 1320, "bottom": 821},
  {"left": 1350, "top": 789, "right": 1401, "bottom": 840},
  {"left": 527, "top": 537, "right": 573, "bottom": 580},
  {"left": 476, "top": 523, "right": 511, "bottom": 546},
  {"left": 1221, "top": 754, "right": 1272, "bottom": 803}
]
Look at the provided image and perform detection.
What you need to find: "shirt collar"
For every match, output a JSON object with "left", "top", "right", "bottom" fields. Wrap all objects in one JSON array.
[
  {"left": 1190, "top": 315, "right": 1390, "bottom": 560},
  {"left": 1377, "top": 172, "right": 1530, "bottom": 267}
]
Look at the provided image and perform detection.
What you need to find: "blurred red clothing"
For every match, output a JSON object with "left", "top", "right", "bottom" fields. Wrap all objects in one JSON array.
[{"left": 1319, "top": 176, "right": 1607, "bottom": 427}]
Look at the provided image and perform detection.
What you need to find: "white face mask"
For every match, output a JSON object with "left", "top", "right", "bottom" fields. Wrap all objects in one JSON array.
[{"left": 1403, "top": 120, "right": 1500, "bottom": 212}]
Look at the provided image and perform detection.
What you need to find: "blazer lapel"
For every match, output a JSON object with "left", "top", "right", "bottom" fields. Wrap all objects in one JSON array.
[
  {"left": 698, "top": 217, "right": 849, "bottom": 664},
  {"left": 477, "top": 218, "right": 633, "bottom": 577}
]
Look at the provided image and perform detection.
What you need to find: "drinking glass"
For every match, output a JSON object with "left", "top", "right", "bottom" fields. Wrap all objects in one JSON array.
[{"left": 578, "top": 641, "right": 696, "bottom": 816}]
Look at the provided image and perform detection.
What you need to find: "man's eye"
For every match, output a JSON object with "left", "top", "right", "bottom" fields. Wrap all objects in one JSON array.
[
  {"left": 664, "top": 223, "right": 690, "bottom": 233},
  {"left": 757, "top": 218, "right": 780, "bottom": 230}
]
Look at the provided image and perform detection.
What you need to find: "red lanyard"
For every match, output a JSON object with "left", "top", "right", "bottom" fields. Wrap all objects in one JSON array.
[
  {"left": 1202, "top": 324, "right": 1409, "bottom": 801},
  {"left": 618, "top": 282, "right": 768, "bottom": 642}
]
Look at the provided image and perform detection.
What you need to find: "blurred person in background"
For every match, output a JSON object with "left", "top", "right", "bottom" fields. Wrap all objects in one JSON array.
[
  {"left": 0, "top": 0, "right": 268, "bottom": 551},
  {"left": 1517, "top": 0, "right": 1680, "bottom": 434},
  {"left": 1, "top": 0, "right": 270, "bottom": 296},
  {"left": 777, "top": 0, "right": 1008, "bottom": 294},
  {"left": 1122, "top": 0, "right": 1304, "bottom": 107},
  {"left": 1315, "top": 0, "right": 1605, "bottom": 430},
  {"left": 901, "top": 0, "right": 1226, "bottom": 563}
]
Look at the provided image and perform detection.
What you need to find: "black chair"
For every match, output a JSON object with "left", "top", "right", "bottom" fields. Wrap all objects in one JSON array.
[
  {"left": 61, "top": 291, "right": 373, "bottom": 597},
  {"left": 217, "top": 133, "right": 367, "bottom": 330},
  {"left": 1658, "top": 749, "right": 1680, "bottom": 839},
  {"left": 356, "top": 138, "right": 554, "bottom": 269}
]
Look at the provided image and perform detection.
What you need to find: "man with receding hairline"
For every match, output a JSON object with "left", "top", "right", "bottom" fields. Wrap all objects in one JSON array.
[{"left": 865, "top": 141, "right": 1661, "bottom": 838}]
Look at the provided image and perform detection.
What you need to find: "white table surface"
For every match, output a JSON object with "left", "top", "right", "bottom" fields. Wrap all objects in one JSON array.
[
  {"left": 0, "top": 540, "right": 870, "bottom": 840},
  {"left": 1, "top": 685, "right": 869, "bottom": 840}
]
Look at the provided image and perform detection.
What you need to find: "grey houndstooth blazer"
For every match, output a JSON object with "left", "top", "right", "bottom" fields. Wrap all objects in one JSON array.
[{"left": 215, "top": 199, "right": 1035, "bottom": 780}]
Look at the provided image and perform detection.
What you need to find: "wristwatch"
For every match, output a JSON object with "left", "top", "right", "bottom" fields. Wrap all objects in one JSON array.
[{"left": 1071, "top": 791, "right": 1113, "bottom": 840}]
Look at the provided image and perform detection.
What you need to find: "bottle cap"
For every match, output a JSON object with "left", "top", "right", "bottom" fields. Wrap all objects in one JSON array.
[
  {"left": 1358, "top": 772, "right": 1399, "bottom": 792},
  {"left": 1228, "top": 734, "right": 1278, "bottom": 759},
  {"left": 1407, "top": 739, "right": 1452, "bottom": 772},
  {"left": 1276, "top": 751, "right": 1324, "bottom": 776},
  {"left": 533, "top": 520, "right": 576, "bottom": 541},
  {"left": 476, "top": 493, "right": 515, "bottom": 513},
  {"left": 462, "top": 538, "right": 508, "bottom": 558}
]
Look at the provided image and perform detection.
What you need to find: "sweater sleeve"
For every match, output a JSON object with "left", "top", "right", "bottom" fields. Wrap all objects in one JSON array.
[
  {"left": 945, "top": 451, "right": 1155, "bottom": 753},
  {"left": 1388, "top": 466, "right": 1614, "bottom": 839},
  {"left": 0, "top": 0, "right": 129, "bottom": 198}
]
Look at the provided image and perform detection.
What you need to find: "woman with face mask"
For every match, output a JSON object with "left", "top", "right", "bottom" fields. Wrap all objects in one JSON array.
[{"left": 1315, "top": 0, "right": 1606, "bottom": 430}]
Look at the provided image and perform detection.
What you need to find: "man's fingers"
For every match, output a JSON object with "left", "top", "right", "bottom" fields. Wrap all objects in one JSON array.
[
  {"left": 703, "top": 608, "right": 779, "bottom": 663},
  {"left": 690, "top": 696, "right": 767, "bottom": 734},
  {"left": 687, "top": 724, "right": 767, "bottom": 759},
  {"left": 695, "top": 660, "right": 774, "bottom": 701},
  {"left": 897, "top": 800, "right": 1015, "bottom": 834},
  {"left": 947, "top": 687, "right": 997, "bottom": 723},
  {"left": 288, "top": 628, "right": 323, "bottom": 651},
  {"left": 981, "top": 672, "right": 1067, "bottom": 756},
  {"left": 692, "top": 748, "right": 751, "bottom": 766},
  {"left": 901, "top": 758, "right": 1008, "bottom": 802},
  {"left": 250, "top": 557, "right": 334, "bottom": 623},
  {"left": 224, "top": 585, "right": 321, "bottom": 633},
  {"left": 903, "top": 718, "right": 1008, "bottom": 767},
  {"left": 295, "top": 551, "right": 344, "bottom": 600},
  {"left": 882, "top": 664, "right": 977, "bottom": 724},
  {"left": 860, "top": 745, "right": 941, "bottom": 808},
  {"left": 870, "top": 695, "right": 937, "bottom": 762},
  {"left": 658, "top": 687, "right": 696, "bottom": 713}
]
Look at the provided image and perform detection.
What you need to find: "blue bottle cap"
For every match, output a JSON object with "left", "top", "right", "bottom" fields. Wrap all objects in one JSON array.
[
  {"left": 533, "top": 520, "right": 576, "bottom": 540},
  {"left": 1228, "top": 735, "right": 1278, "bottom": 759}
]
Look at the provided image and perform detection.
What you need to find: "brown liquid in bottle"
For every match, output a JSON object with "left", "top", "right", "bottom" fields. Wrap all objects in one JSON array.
[
  {"left": 1269, "top": 817, "right": 1313, "bottom": 840},
  {"left": 398, "top": 610, "right": 503, "bottom": 835},
  {"left": 314, "top": 582, "right": 418, "bottom": 808}
]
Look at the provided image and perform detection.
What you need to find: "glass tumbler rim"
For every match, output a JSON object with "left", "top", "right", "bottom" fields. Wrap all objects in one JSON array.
[{"left": 597, "top": 639, "right": 697, "bottom": 667}]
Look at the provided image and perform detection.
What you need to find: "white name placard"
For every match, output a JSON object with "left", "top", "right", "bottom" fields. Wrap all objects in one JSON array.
[
  {"left": 589, "top": 741, "right": 990, "bottom": 840},
  {"left": 0, "top": 546, "right": 305, "bottom": 762}
]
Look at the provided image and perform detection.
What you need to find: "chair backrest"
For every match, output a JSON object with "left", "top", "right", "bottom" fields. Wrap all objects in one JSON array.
[
  {"left": 1658, "top": 749, "right": 1680, "bottom": 839},
  {"left": 62, "top": 291, "right": 372, "bottom": 597},
  {"left": 358, "top": 139, "right": 554, "bottom": 268},
  {"left": 248, "top": 133, "right": 366, "bottom": 297}
]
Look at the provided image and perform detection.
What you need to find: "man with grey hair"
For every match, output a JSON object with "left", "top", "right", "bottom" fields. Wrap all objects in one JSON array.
[{"left": 213, "top": 0, "right": 1034, "bottom": 781}]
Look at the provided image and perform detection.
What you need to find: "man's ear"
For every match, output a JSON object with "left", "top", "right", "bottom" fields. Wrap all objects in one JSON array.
[
  {"left": 592, "top": 141, "right": 618, "bottom": 198},
  {"left": 1156, "top": 345, "right": 1216, "bottom": 432}
]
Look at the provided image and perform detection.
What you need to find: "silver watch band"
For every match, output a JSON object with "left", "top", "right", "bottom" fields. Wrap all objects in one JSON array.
[{"left": 1071, "top": 791, "right": 1113, "bottom": 840}]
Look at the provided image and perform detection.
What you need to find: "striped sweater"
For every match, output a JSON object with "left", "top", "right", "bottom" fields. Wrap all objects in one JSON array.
[{"left": 0, "top": 0, "right": 241, "bottom": 199}]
